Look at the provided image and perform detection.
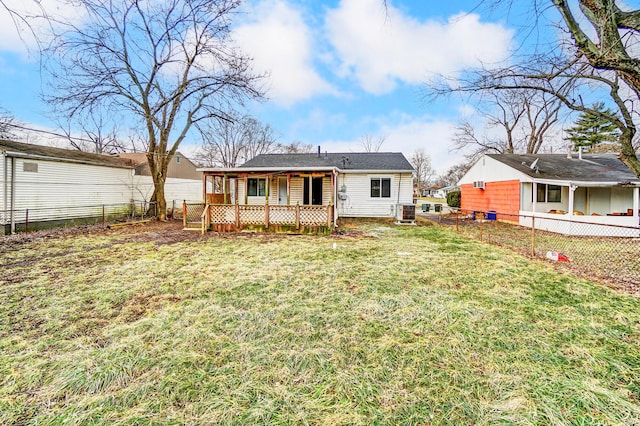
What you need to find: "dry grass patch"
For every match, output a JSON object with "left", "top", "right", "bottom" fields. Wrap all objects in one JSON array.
[{"left": 1, "top": 221, "right": 640, "bottom": 424}]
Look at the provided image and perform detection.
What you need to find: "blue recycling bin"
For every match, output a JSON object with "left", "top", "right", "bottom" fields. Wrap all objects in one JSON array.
[{"left": 487, "top": 210, "right": 497, "bottom": 221}]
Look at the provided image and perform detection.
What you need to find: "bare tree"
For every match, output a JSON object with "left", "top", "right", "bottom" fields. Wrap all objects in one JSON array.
[
  {"left": 277, "top": 141, "right": 314, "bottom": 153},
  {"left": 436, "top": 162, "right": 473, "bottom": 187},
  {"left": 0, "top": 107, "right": 17, "bottom": 139},
  {"left": 454, "top": 89, "right": 563, "bottom": 158},
  {"left": 359, "top": 134, "right": 385, "bottom": 152},
  {"left": 410, "top": 149, "right": 433, "bottom": 195},
  {"left": 43, "top": 0, "right": 264, "bottom": 219},
  {"left": 196, "top": 114, "right": 277, "bottom": 167},
  {"left": 243, "top": 118, "right": 279, "bottom": 161},
  {"left": 57, "top": 111, "right": 128, "bottom": 154}
]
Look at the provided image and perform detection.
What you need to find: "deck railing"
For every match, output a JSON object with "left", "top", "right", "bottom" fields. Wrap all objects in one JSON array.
[{"left": 201, "top": 203, "right": 333, "bottom": 232}]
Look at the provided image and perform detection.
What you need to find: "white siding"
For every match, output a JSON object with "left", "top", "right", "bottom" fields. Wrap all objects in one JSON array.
[
  {"left": 131, "top": 176, "right": 203, "bottom": 205},
  {"left": 337, "top": 172, "right": 413, "bottom": 218},
  {"left": 459, "top": 156, "right": 528, "bottom": 185},
  {"left": 10, "top": 158, "right": 133, "bottom": 221},
  {"left": 290, "top": 178, "right": 304, "bottom": 205},
  {"left": 1, "top": 156, "right": 202, "bottom": 222}
]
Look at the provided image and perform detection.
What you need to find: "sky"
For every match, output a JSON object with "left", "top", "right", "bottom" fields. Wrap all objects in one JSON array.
[{"left": 0, "top": 0, "right": 551, "bottom": 175}]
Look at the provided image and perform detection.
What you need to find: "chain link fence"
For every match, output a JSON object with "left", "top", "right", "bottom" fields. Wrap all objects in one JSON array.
[
  {"left": 1, "top": 201, "right": 157, "bottom": 235},
  {"left": 423, "top": 207, "right": 640, "bottom": 289}
]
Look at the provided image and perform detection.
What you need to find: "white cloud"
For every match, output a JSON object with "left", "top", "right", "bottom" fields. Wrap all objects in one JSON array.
[
  {"left": 325, "top": 0, "right": 514, "bottom": 94},
  {"left": 234, "top": 0, "right": 337, "bottom": 107}
]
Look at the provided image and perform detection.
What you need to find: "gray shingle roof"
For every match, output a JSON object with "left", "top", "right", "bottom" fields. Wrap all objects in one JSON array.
[
  {"left": 0, "top": 139, "right": 134, "bottom": 169},
  {"left": 488, "top": 153, "right": 640, "bottom": 183},
  {"left": 240, "top": 152, "right": 414, "bottom": 171}
]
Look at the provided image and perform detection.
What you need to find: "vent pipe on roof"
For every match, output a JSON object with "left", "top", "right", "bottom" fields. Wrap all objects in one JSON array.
[
  {"left": 578, "top": 146, "right": 583, "bottom": 160},
  {"left": 567, "top": 146, "right": 572, "bottom": 159},
  {"left": 317, "top": 145, "right": 321, "bottom": 157}
]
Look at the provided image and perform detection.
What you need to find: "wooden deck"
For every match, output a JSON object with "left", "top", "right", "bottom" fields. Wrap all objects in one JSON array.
[{"left": 183, "top": 203, "right": 334, "bottom": 234}]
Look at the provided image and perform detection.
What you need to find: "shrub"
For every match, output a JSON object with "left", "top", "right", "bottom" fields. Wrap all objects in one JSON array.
[{"left": 447, "top": 190, "right": 460, "bottom": 208}]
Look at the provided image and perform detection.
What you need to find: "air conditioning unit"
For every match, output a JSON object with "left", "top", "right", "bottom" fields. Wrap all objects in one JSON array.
[
  {"left": 473, "top": 181, "right": 485, "bottom": 189},
  {"left": 396, "top": 204, "right": 416, "bottom": 222}
]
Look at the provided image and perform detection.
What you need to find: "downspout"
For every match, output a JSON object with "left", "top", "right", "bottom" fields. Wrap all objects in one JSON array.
[
  {"left": 333, "top": 168, "right": 338, "bottom": 227},
  {"left": 2, "top": 151, "right": 6, "bottom": 231},
  {"left": 10, "top": 155, "right": 16, "bottom": 234}
]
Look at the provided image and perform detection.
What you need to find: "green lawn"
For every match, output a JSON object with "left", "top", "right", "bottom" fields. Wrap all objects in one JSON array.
[{"left": 1, "top": 221, "right": 640, "bottom": 425}]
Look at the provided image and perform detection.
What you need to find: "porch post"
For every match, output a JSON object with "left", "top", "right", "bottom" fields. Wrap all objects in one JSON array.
[
  {"left": 223, "top": 174, "right": 228, "bottom": 204},
  {"left": 634, "top": 187, "right": 639, "bottom": 220},
  {"left": 202, "top": 173, "right": 207, "bottom": 203},
  {"left": 265, "top": 176, "right": 270, "bottom": 204},
  {"left": 568, "top": 184, "right": 576, "bottom": 217},
  {"left": 244, "top": 175, "right": 248, "bottom": 205},
  {"left": 287, "top": 174, "right": 291, "bottom": 205}
]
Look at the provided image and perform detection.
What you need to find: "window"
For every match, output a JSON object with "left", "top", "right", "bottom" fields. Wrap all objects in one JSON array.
[
  {"left": 371, "top": 178, "right": 391, "bottom": 198},
  {"left": 547, "top": 185, "right": 561, "bottom": 202},
  {"left": 175, "top": 156, "right": 181, "bottom": 164},
  {"left": 247, "top": 178, "right": 266, "bottom": 197},
  {"left": 534, "top": 184, "right": 562, "bottom": 203}
]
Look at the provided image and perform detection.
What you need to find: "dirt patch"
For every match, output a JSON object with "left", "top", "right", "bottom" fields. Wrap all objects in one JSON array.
[{"left": 119, "top": 292, "right": 187, "bottom": 322}]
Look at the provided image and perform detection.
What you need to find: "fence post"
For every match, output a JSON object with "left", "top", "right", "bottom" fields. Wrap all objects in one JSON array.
[
  {"left": 183, "top": 200, "right": 187, "bottom": 228},
  {"left": 479, "top": 211, "right": 483, "bottom": 242},
  {"left": 295, "top": 202, "right": 300, "bottom": 230},
  {"left": 531, "top": 216, "right": 536, "bottom": 256},
  {"left": 327, "top": 204, "right": 332, "bottom": 227},
  {"left": 455, "top": 209, "right": 459, "bottom": 232},
  {"left": 235, "top": 203, "right": 240, "bottom": 230},
  {"left": 25, "top": 209, "right": 29, "bottom": 233},
  {"left": 102, "top": 205, "right": 105, "bottom": 227}
]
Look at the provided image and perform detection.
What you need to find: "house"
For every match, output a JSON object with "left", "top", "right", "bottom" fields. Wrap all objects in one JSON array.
[
  {"left": 458, "top": 152, "right": 640, "bottom": 236},
  {"left": 197, "top": 151, "right": 415, "bottom": 232},
  {"left": 432, "top": 185, "right": 459, "bottom": 199},
  {"left": 422, "top": 185, "right": 442, "bottom": 198},
  {"left": 0, "top": 140, "right": 201, "bottom": 234},
  {"left": 118, "top": 152, "right": 203, "bottom": 207}
]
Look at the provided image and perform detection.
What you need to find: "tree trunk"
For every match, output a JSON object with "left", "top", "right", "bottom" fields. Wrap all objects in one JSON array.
[
  {"left": 147, "top": 151, "right": 169, "bottom": 221},
  {"left": 618, "top": 128, "right": 640, "bottom": 177}
]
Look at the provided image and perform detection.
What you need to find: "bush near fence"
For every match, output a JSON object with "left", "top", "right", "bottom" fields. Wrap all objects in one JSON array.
[{"left": 428, "top": 208, "right": 640, "bottom": 289}]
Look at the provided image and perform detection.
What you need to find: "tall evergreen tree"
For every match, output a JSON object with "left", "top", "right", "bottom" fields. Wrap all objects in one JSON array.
[{"left": 564, "top": 103, "right": 621, "bottom": 150}]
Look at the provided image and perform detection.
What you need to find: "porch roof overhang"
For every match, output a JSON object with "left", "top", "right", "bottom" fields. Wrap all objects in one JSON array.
[{"left": 523, "top": 176, "right": 640, "bottom": 188}]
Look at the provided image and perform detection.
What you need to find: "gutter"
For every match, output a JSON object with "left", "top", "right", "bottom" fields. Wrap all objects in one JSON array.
[{"left": 3, "top": 150, "right": 133, "bottom": 170}]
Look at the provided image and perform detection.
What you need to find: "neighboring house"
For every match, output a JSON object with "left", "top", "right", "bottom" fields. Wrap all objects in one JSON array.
[
  {"left": 433, "top": 185, "right": 459, "bottom": 199},
  {"left": 422, "top": 185, "right": 442, "bottom": 197},
  {"left": 118, "top": 152, "right": 202, "bottom": 206},
  {"left": 197, "top": 151, "right": 415, "bottom": 231},
  {"left": 458, "top": 152, "right": 640, "bottom": 236},
  {"left": 0, "top": 140, "right": 201, "bottom": 234}
]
